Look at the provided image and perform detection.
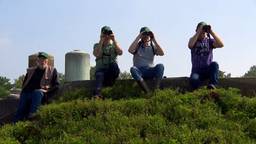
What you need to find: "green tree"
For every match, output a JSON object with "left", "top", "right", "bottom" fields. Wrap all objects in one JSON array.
[
  {"left": 0, "top": 76, "right": 12, "bottom": 90},
  {"left": 0, "top": 86, "right": 10, "bottom": 98},
  {"left": 219, "top": 70, "right": 231, "bottom": 78},
  {"left": 58, "top": 73, "right": 65, "bottom": 84},
  {"left": 243, "top": 65, "right": 256, "bottom": 78},
  {"left": 118, "top": 71, "right": 132, "bottom": 80},
  {"left": 14, "top": 75, "right": 25, "bottom": 89},
  {"left": 0, "top": 76, "right": 12, "bottom": 98}
]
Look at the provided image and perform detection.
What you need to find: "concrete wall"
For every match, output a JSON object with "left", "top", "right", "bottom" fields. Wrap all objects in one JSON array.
[{"left": 59, "top": 77, "right": 256, "bottom": 97}]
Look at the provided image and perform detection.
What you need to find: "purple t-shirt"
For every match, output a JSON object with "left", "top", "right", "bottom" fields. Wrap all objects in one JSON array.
[{"left": 190, "top": 38, "right": 215, "bottom": 73}]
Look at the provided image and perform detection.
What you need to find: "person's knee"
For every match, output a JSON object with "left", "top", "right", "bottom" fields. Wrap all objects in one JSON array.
[
  {"left": 156, "top": 64, "right": 164, "bottom": 72},
  {"left": 190, "top": 73, "right": 200, "bottom": 81},
  {"left": 130, "top": 66, "right": 142, "bottom": 81},
  {"left": 95, "top": 71, "right": 104, "bottom": 79},
  {"left": 33, "top": 90, "right": 44, "bottom": 96},
  {"left": 130, "top": 66, "right": 138, "bottom": 73},
  {"left": 112, "top": 66, "right": 120, "bottom": 78},
  {"left": 210, "top": 62, "right": 219, "bottom": 70}
]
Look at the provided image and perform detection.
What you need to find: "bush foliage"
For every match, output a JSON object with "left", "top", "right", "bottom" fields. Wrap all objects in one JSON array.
[
  {"left": 1, "top": 86, "right": 256, "bottom": 143},
  {"left": 0, "top": 76, "right": 12, "bottom": 98}
]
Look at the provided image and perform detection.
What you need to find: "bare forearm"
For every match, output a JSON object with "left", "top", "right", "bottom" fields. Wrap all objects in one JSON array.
[
  {"left": 152, "top": 39, "right": 164, "bottom": 56},
  {"left": 211, "top": 31, "right": 224, "bottom": 48},
  {"left": 188, "top": 33, "right": 200, "bottom": 48},
  {"left": 128, "top": 36, "right": 141, "bottom": 54},
  {"left": 113, "top": 41, "right": 123, "bottom": 55},
  {"left": 93, "top": 43, "right": 103, "bottom": 57}
]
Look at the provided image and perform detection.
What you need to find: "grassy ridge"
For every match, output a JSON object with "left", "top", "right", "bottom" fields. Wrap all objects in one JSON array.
[{"left": 1, "top": 86, "right": 256, "bottom": 143}]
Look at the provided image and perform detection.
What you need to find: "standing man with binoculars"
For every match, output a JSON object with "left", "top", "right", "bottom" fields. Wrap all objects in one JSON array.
[
  {"left": 188, "top": 22, "right": 224, "bottom": 89},
  {"left": 93, "top": 26, "right": 123, "bottom": 99},
  {"left": 129, "top": 27, "right": 164, "bottom": 93}
]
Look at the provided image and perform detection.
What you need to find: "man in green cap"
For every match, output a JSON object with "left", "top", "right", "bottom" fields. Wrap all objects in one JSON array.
[
  {"left": 129, "top": 27, "right": 165, "bottom": 93},
  {"left": 93, "top": 26, "right": 123, "bottom": 99},
  {"left": 14, "top": 52, "right": 59, "bottom": 122}
]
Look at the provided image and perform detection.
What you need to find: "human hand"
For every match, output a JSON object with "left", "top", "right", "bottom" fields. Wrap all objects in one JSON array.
[
  {"left": 109, "top": 33, "right": 115, "bottom": 41},
  {"left": 39, "top": 89, "right": 48, "bottom": 93},
  {"left": 197, "top": 25, "right": 204, "bottom": 34},
  {"left": 150, "top": 31, "right": 155, "bottom": 39},
  {"left": 100, "top": 35, "right": 106, "bottom": 43},
  {"left": 137, "top": 32, "right": 143, "bottom": 39}
]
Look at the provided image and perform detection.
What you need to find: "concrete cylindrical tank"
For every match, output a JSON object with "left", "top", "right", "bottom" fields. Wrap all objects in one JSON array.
[
  {"left": 65, "top": 50, "right": 90, "bottom": 82},
  {"left": 28, "top": 53, "right": 54, "bottom": 68}
]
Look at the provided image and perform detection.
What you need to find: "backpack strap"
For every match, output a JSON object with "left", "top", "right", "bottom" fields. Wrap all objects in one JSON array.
[{"left": 150, "top": 41, "right": 156, "bottom": 55}]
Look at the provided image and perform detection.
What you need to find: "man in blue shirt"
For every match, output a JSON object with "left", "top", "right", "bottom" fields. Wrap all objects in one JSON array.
[{"left": 129, "top": 27, "right": 165, "bottom": 93}]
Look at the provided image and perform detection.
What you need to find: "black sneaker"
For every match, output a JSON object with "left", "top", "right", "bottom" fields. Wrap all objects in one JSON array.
[
  {"left": 207, "top": 84, "right": 216, "bottom": 90},
  {"left": 27, "top": 113, "right": 37, "bottom": 120},
  {"left": 92, "top": 95, "right": 104, "bottom": 100}
]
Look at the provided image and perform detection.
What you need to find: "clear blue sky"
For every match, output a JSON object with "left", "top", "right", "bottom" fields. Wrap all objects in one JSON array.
[{"left": 1, "top": 0, "right": 256, "bottom": 81}]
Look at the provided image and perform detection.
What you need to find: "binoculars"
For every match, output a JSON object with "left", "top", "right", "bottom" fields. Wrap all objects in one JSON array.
[
  {"left": 142, "top": 31, "right": 153, "bottom": 38},
  {"left": 103, "top": 30, "right": 113, "bottom": 35},
  {"left": 203, "top": 25, "right": 211, "bottom": 32}
]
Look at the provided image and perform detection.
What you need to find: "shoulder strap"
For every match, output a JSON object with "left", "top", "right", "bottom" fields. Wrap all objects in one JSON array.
[
  {"left": 133, "top": 41, "right": 142, "bottom": 55},
  {"left": 151, "top": 41, "right": 156, "bottom": 55}
]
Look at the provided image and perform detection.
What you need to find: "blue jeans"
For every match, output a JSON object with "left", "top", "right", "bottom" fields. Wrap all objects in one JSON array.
[
  {"left": 130, "top": 64, "right": 164, "bottom": 81},
  {"left": 190, "top": 62, "right": 219, "bottom": 89},
  {"left": 94, "top": 63, "right": 120, "bottom": 96},
  {"left": 14, "top": 90, "right": 44, "bottom": 122}
]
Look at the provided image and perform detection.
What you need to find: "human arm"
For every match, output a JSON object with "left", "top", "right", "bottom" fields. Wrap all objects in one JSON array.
[
  {"left": 188, "top": 25, "right": 204, "bottom": 49},
  {"left": 128, "top": 33, "right": 142, "bottom": 54},
  {"left": 110, "top": 33, "right": 123, "bottom": 55},
  {"left": 93, "top": 36, "right": 105, "bottom": 58},
  {"left": 151, "top": 33, "right": 164, "bottom": 56},
  {"left": 209, "top": 28, "right": 224, "bottom": 48}
]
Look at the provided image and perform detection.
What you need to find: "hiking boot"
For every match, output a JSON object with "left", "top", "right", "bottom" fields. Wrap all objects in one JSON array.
[
  {"left": 92, "top": 95, "right": 104, "bottom": 100},
  {"left": 137, "top": 80, "right": 150, "bottom": 94},
  {"left": 27, "top": 113, "right": 37, "bottom": 120},
  {"left": 154, "top": 78, "right": 162, "bottom": 90},
  {"left": 207, "top": 84, "right": 216, "bottom": 90}
]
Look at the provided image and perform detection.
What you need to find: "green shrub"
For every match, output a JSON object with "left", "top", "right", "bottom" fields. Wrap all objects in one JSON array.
[
  {"left": 0, "top": 86, "right": 10, "bottom": 98},
  {"left": 54, "top": 88, "right": 91, "bottom": 103},
  {"left": 1, "top": 88, "right": 256, "bottom": 143},
  {"left": 245, "top": 119, "right": 256, "bottom": 139},
  {"left": 101, "top": 80, "right": 144, "bottom": 100}
]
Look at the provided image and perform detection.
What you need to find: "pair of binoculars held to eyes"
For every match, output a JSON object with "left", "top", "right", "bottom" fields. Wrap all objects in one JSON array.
[{"left": 142, "top": 31, "right": 154, "bottom": 38}]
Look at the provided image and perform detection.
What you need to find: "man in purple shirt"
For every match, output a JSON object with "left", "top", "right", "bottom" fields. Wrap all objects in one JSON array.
[{"left": 188, "top": 22, "right": 224, "bottom": 89}]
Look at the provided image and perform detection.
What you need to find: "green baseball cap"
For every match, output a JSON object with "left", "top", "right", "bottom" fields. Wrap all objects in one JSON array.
[
  {"left": 38, "top": 52, "right": 49, "bottom": 59},
  {"left": 101, "top": 26, "right": 112, "bottom": 34},
  {"left": 140, "top": 27, "right": 151, "bottom": 33},
  {"left": 196, "top": 21, "right": 207, "bottom": 30}
]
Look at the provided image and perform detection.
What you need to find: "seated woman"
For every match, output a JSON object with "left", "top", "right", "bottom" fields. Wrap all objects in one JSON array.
[{"left": 93, "top": 26, "right": 123, "bottom": 99}]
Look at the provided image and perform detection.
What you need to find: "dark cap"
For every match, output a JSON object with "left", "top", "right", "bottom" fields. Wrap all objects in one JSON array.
[
  {"left": 140, "top": 27, "right": 151, "bottom": 33},
  {"left": 38, "top": 52, "right": 49, "bottom": 59},
  {"left": 101, "top": 26, "right": 112, "bottom": 34},
  {"left": 196, "top": 21, "right": 207, "bottom": 31}
]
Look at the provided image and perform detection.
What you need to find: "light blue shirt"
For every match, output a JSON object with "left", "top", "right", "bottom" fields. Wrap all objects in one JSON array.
[{"left": 133, "top": 44, "right": 156, "bottom": 68}]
